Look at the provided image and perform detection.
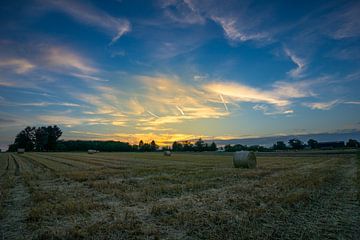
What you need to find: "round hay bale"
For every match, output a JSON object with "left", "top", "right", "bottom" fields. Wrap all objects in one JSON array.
[
  {"left": 164, "top": 151, "right": 171, "bottom": 156},
  {"left": 233, "top": 151, "right": 256, "bottom": 168},
  {"left": 88, "top": 149, "right": 97, "bottom": 154}
]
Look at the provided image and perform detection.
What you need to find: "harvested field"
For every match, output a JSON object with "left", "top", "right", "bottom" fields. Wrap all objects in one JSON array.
[{"left": 0, "top": 151, "right": 359, "bottom": 239}]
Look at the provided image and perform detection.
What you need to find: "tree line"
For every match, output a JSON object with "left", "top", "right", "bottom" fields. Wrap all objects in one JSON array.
[
  {"left": 224, "top": 138, "right": 360, "bottom": 152},
  {"left": 7, "top": 126, "right": 360, "bottom": 152},
  {"left": 8, "top": 126, "right": 62, "bottom": 152},
  {"left": 171, "top": 139, "right": 217, "bottom": 152},
  {"left": 7, "top": 126, "right": 162, "bottom": 152}
]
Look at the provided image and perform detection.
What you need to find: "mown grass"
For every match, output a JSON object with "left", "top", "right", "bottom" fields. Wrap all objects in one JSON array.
[
  {"left": 1, "top": 152, "right": 358, "bottom": 239},
  {"left": 0, "top": 154, "right": 15, "bottom": 218}
]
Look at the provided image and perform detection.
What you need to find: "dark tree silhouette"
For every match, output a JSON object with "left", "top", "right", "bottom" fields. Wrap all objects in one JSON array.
[
  {"left": 150, "top": 140, "right": 158, "bottom": 151},
  {"left": 139, "top": 140, "right": 144, "bottom": 151},
  {"left": 46, "top": 125, "right": 62, "bottom": 150},
  {"left": 307, "top": 139, "right": 319, "bottom": 149},
  {"left": 346, "top": 139, "right": 360, "bottom": 148},
  {"left": 273, "top": 141, "right": 287, "bottom": 150},
  {"left": 288, "top": 138, "right": 304, "bottom": 150},
  {"left": 210, "top": 142, "right": 217, "bottom": 151},
  {"left": 35, "top": 127, "right": 48, "bottom": 151},
  {"left": 14, "top": 126, "right": 35, "bottom": 151},
  {"left": 195, "top": 138, "right": 205, "bottom": 151}
]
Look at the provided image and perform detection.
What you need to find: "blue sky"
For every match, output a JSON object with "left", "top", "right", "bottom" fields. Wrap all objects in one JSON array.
[{"left": 0, "top": 0, "right": 359, "bottom": 149}]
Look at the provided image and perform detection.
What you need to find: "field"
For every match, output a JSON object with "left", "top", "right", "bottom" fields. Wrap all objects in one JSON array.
[{"left": 0, "top": 151, "right": 359, "bottom": 239}]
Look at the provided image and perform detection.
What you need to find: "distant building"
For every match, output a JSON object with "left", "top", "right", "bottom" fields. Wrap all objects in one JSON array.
[{"left": 317, "top": 141, "right": 345, "bottom": 149}]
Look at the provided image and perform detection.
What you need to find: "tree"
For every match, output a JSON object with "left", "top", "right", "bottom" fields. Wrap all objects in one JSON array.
[
  {"left": 35, "top": 127, "right": 48, "bottom": 151},
  {"left": 346, "top": 139, "right": 360, "bottom": 148},
  {"left": 150, "top": 140, "right": 158, "bottom": 151},
  {"left": 307, "top": 139, "right": 319, "bottom": 149},
  {"left": 182, "top": 141, "right": 193, "bottom": 151},
  {"left": 273, "top": 141, "right": 287, "bottom": 150},
  {"left": 14, "top": 126, "right": 35, "bottom": 151},
  {"left": 172, "top": 141, "right": 183, "bottom": 151},
  {"left": 46, "top": 125, "right": 62, "bottom": 150},
  {"left": 139, "top": 140, "right": 144, "bottom": 151},
  {"left": 210, "top": 142, "right": 217, "bottom": 151},
  {"left": 195, "top": 138, "right": 205, "bottom": 151},
  {"left": 288, "top": 138, "right": 304, "bottom": 150}
]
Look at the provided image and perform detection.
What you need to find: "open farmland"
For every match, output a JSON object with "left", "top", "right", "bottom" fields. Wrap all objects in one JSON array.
[{"left": 0, "top": 151, "right": 359, "bottom": 239}]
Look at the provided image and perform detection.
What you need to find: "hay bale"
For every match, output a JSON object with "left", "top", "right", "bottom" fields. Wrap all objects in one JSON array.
[
  {"left": 88, "top": 149, "right": 97, "bottom": 154},
  {"left": 164, "top": 151, "right": 171, "bottom": 156},
  {"left": 17, "top": 148, "right": 25, "bottom": 154},
  {"left": 233, "top": 151, "right": 256, "bottom": 168}
]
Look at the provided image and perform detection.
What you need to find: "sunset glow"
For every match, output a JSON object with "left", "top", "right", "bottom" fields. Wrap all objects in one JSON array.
[{"left": 0, "top": 0, "right": 359, "bottom": 148}]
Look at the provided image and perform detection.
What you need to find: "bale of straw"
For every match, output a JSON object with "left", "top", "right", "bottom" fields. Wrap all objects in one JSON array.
[
  {"left": 17, "top": 148, "right": 25, "bottom": 154},
  {"left": 233, "top": 151, "right": 256, "bottom": 168},
  {"left": 164, "top": 151, "right": 171, "bottom": 156},
  {"left": 88, "top": 149, "right": 97, "bottom": 154}
]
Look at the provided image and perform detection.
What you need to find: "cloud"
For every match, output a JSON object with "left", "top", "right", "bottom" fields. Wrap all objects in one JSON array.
[
  {"left": 344, "top": 101, "right": 360, "bottom": 105},
  {"left": 38, "top": 114, "right": 127, "bottom": 127},
  {"left": 211, "top": 16, "right": 268, "bottom": 42},
  {"left": 303, "top": 100, "right": 340, "bottom": 110},
  {"left": 204, "top": 82, "right": 290, "bottom": 107},
  {"left": 204, "top": 78, "right": 321, "bottom": 114},
  {"left": 43, "top": 0, "right": 131, "bottom": 44},
  {"left": 284, "top": 47, "right": 306, "bottom": 78},
  {"left": 14, "top": 102, "right": 80, "bottom": 107},
  {"left": 325, "top": 1, "right": 360, "bottom": 39},
  {"left": 253, "top": 104, "right": 294, "bottom": 116},
  {"left": 46, "top": 47, "right": 97, "bottom": 74},
  {"left": 68, "top": 130, "right": 210, "bottom": 146},
  {"left": 0, "top": 80, "right": 17, "bottom": 87},
  {"left": 159, "top": 0, "right": 273, "bottom": 45},
  {"left": 160, "top": 0, "right": 205, "bottom": 25},
  {"left": 0, "top": 59, "right": 35, "bottom": 74},
  {"left": 71, "top": 75, "right": 230, "bottom": 130},
  {"left": 272, "top": 80, "right": 315, "bottom": 98},
  {"left": 70, "top": 73, "right": 108, "bottom": 82}
]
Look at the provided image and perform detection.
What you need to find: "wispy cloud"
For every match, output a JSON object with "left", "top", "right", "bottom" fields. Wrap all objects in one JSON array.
[
  {"left": 253, "top": 104, "right": 294, "bottom": 116},
  {"left": 15, "top": 102, "right": 80, "bottom": 107},
  {"left": 344, "top": 101, "right": 360, "bottom": 105},
  {"left": 43, "top": 0, "right": 131, "bottom": 44},
  {"left": 284, "top": 47, "right": 306, "bottom": 78},
  {"left": 160, "top": 0, "right": 205, "bottom": 25},
  {"left": 272, "top": 80, "right": 316, "bottom": 98},
  {"left": 0, "top": 80, "right": 17, "bottom": 87},
  {"left": 46, "top": 47, "right": 97, "bottom": 74},
  {"left": 303, "top": 100, "right": 340, "bottom": 110},
  {"left": 37, "top": 114, "right": 127, "bottom": 127},
  {"left": 204, "top": 78, "right": 322, "bottom": 114},
  {"left": 325, "top": 1, "right": 360, "bottom": 39},
  {"left": 211, "top": 16, "right": 268, "bottom": 42},
  {"left": 70, "top": 73, "right": 108, "bottom": 82},
  {"left": 0, "top": 59, "right": 35, "bottom": 74},
  {"left": 204, "top": 82, "right": 290, "bottom": 107}
]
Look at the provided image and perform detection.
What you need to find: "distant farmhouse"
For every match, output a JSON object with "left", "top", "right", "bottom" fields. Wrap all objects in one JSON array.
[{"left": 317, "top": 141, "right": 345, "bottom": 149}]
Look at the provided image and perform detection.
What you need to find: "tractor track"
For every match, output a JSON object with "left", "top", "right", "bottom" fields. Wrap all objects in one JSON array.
[{"left": 0, "top": 154, "right": 31, "bottom": 240}]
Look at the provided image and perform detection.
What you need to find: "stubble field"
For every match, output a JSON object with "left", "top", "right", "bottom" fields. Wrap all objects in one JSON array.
[{"left": 0, "top": 151, "right": 359, "bottom": 239}]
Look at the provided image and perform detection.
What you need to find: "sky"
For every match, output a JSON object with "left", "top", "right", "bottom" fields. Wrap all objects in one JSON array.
[{"left": 0, "top": 0, "right": 359, "bottom": 149}]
